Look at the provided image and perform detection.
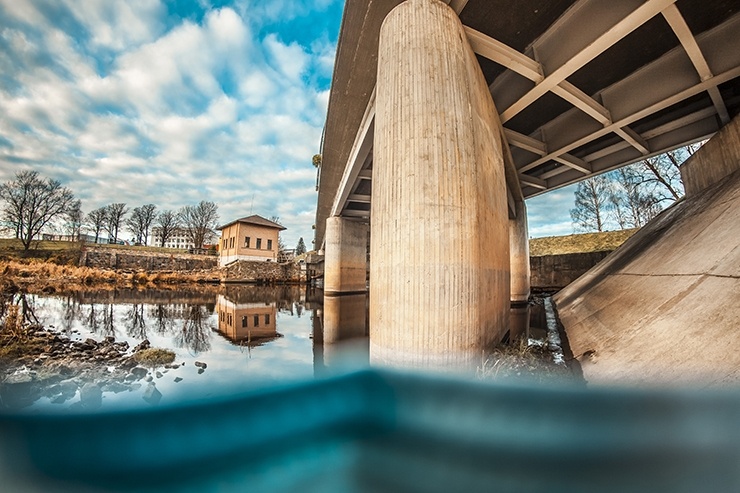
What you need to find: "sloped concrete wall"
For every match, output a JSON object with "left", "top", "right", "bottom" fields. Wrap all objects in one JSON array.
[
  {"left": 681, "top": 114, "right": 740, "bottom": 195},
  {"left": 554, "top": 169, "right": 740, "bottom": 387}
]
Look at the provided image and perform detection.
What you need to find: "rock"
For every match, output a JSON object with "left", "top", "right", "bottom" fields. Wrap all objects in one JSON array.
[
  {"left": 84, "top": 338, "right": 97, "bottom": 346},
  {"left": 130, "top": 367, "right": 148, "bottom": 380},
  {"left": 194, "top": 361, "right": 207, "bottom": 369},
  {"left": 197, "top": 368, "right": 205, "bottom": 375},
  {"left": 105, "top": 336, "right": 115, "bottom": 343},
  {"left": 174, "top": 377, "right": 183, "bottom": 383},
  {"left": 155, "top": 371, "right": 163, "bottom": 379},
  {"left": 142, "top": 383, "right": 162, "bottom": 405},
  {"left": 134, "top": 340, "right": 151, "bottom": 352},
  {"left": 145, "top": 376, "right": 153, "bottom": 382},
  {"left": 79, "top": 383, "right": 102, "bottom": 409}
]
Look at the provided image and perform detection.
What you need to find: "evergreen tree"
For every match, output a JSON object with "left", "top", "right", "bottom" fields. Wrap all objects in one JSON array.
[{"left": 295, "top": 237, "right": 306, "bottom": 256}]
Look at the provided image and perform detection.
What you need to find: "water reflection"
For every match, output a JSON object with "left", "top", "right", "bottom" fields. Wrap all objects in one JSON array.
[
  {"left": 216, "top": 295, "right": 279, "bottom": 346},
  {"left": 321, "top": 294, "right": 369, "bottom": 369},
  {"left": 1, "top": 284, "right": 556, "bottom": 411}
]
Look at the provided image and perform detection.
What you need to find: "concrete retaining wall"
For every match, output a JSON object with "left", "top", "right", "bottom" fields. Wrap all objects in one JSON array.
[
  {"left": 681, "top": 114, "right": 740, "bottom": 195},
  {"left": 530, "top": 251, "right": 611, "bottom": 291},
  {"left": 80, "top": 247, "right": 217, "bottom": 271}
]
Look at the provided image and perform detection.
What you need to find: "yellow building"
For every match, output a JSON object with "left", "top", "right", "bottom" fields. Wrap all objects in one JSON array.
[{"left": 217, "top": 215, "right": 285, "bottom": 266}]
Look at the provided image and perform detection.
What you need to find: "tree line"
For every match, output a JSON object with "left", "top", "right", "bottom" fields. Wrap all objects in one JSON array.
[
  {"left": 570, "top": 145, "right": 696, "bottom": 233},
  {"left": 0, "top": 170, "right": 219, "bottom": 251}
]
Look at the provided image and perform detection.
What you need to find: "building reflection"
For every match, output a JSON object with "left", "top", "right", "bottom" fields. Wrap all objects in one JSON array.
[{"left": 215, "top": 294, "right": 280, "bottom": 346}]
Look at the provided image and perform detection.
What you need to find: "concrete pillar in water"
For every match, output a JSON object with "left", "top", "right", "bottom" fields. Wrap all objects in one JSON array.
[
  {"left": 323, "top": 294, "right": 369, "bottom": 368},
  {"left": 371, "top": 0, "right": 510, "bottom": 367},
  {"left": 324, "top": 217, "right": 368, "bottom": 295},
  {"left": 510, "top": 200, "right": 531, "bottom": 304}
]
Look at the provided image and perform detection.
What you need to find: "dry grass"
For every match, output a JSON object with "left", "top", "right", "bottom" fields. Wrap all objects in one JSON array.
[
  {"left": 133, "top": 348, "right": 176, "bottom": 367},
  {"left": 529, "top": 229, "right": 638, "bottom": 256},
  {"left": 0, "top": 260, "right": 220, "bottom": 290}
]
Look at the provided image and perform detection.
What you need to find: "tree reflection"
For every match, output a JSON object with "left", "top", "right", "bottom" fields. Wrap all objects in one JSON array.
[
  {"left": 59, "top": 296, "right": 82, "bottom": 335},
  {"left": 174, "top": 305, "right": 212, "bottom": 354},
  {"left": 82, "top": 303, "right": 101, "bottom": 334},
  {"left": 124, "top": 304, "right": 147, "bottom": 339},
  {"left": 101, "top": 304, "right": 116, "bottom": 338},
  {"left": 150, "top": 305, "right": 176, "bottom": 335}
]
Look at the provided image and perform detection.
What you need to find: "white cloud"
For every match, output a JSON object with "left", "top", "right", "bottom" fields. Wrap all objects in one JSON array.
[
  {"left": 0, "top": 1, "right": 340, "bottom": 247},
  {"left": 61, "top": 0, "right": 166, "bottom": 52}
]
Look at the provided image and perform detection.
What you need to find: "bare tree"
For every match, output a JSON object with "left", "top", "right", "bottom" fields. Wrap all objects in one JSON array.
[
  {"left": 179, "top": 201, "right": 219, "bottom": 249},
  {"left": 104, "top": 203, "right": 129, "bottom": 243},
  {"left": 139, "top": 204, "right": 157, "bottom": 245},
  {"left": 127, "top": 204, "right": 157, "bottom": 245},
  {"left": 66, "top": 199, "right": 83, "bottom": 242},
  {"left": 633, "top": 145, "right": 694, "bottom": 203},
  {"left": 155, "top": 210, "right": 180, "bottom": 247},
  {"left": 86, "top": 207, "right": 108, "bottom": 243},
  {"left": 570, "top": 175, "right": 611, "bottom": 232},
  {"left": 608, "top": 167, "right": 662, "bottom": 229},
  {"left": 0, "top": 170, "right": 77, "bottom": 250}
]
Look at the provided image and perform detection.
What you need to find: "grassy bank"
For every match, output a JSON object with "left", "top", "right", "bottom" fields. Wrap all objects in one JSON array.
[
  {"left": 0, "top": 260, "right": 219, "bottom": 292},
  {"left": 529, "top": 229, "right": 637, "bottom": 256}
]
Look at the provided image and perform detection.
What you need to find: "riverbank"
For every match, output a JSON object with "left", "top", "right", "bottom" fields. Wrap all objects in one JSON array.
[{"left": 0, "top": 259, "right": 220, "bottom": 293}]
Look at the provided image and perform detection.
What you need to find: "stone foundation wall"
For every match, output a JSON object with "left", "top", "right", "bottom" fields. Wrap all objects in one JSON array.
[
  {"left": 530, "top": 251, "right": 611, "bottom": 290},
  {"left": 80, "top": 247, "right": 217, "bottom": 272},
  {"left": 222, "top": 260, "right": 304, "bottom": 283}
]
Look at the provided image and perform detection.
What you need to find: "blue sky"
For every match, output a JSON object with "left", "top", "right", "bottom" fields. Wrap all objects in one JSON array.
[{"left": 0, "top": 0, "right": 575, "bottom": 248}]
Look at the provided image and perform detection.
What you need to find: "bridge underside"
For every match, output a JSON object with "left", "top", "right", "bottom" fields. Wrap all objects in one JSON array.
[
  {"left": 317, "top": 0, "right": 740, "bottom": 366},
  {"left": 318, "top": 0, "right": 740, "bottom": 246}
]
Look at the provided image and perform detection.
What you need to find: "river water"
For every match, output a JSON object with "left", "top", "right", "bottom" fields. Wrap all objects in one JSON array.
[{"left": 1, "top": 285, "right": 554, "bottom": 412}]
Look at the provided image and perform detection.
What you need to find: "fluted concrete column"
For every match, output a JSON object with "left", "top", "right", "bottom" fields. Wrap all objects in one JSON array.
[
  {"left": 324, "top": 217, "right": 368, "bottom": 294},
  {"left": 371, "top": 0, "right": 510, "bottom": 367},
  {"left": 510, "top": 200, "right": 531, "bottom": 304}
]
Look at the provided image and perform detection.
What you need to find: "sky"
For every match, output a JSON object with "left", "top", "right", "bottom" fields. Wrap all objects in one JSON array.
[{"left": 0, "top": 0, "right": 576, "bottom": 248}]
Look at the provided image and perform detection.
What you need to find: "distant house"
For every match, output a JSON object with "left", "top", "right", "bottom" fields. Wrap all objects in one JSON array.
[
  {"left": 150, "top": 227, "right": 195, "bottom": 250},
  {"left": 217, "top": 215, "right": 285, "bottom": 266}
]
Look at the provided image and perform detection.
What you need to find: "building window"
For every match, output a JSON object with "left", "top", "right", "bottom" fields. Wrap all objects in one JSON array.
[
  {"left": 265, "top": 314, "right": 270, "bottom": 325},
  {"left": 256, "top": 238, "right": 262, "bottom": 249},
  {"left": 245, "top": 236, "right": 250, "bottom": 248},
  {"left": 230, "top": 237, "right": 234, "bottom": 249},
  {"left": 267, "top": 239, "right": 272, "bottom": 250},
  {"left": 253, "top": 315, "right": 259, "bottom": 327},
  {"left": 242, "top": 316, "right": 247, "bottom": 328}
]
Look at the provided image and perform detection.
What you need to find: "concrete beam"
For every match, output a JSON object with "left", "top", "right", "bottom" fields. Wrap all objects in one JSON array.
[
  {"left": 501, "top": 0, "right": 678, "bottom": 123},
  {"left": 331, "top": 90, "right": 375, "bottom": 217}
]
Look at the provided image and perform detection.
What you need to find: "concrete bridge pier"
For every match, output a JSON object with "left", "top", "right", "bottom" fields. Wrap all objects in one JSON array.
[
  {"left": 510, "top": 200, "right": 531, "bottom": 304},
  {"left": 370, "top": 0, "right": 510, "bottom": 368},
  {"left": 324, "top": 216, "right": 368, "bottom": 295}
]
